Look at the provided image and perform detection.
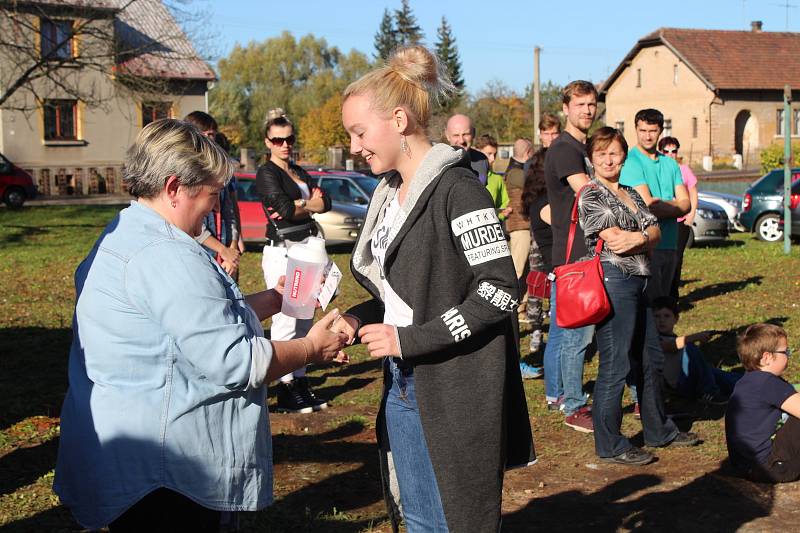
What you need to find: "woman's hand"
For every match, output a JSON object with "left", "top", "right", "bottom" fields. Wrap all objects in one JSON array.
[
  {"left": 221, "top": 259, "right": 238, "bottom": 276},
  {"left": 219, "top": 245, "right": 240, "bottom": 266},
  {"left": 327, "top": 314, "right": 360, "bottom": 364},
  {"left": 273, "top": 275, "right": 285, "bottom": 296},
  {"left": 306, "top": 310, "right": 350, "bottom": 364},
  {"left": 359, "top": 323, "right": 400, "bottom": 358},
  {"left": 603, "top": 229, "right": 646, "bottom": 255}
]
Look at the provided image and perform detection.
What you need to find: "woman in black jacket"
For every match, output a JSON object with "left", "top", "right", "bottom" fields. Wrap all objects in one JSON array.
[
  {"left": 255, "top": 109, "right": 332, "bottom": 413},
  {"left": 335, "top": 46, "right": 534, "bottom": 533}
]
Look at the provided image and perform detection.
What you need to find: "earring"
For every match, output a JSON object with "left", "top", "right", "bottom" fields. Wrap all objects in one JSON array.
[
  {"left": 401, "top": 135, "right": 411, "bottom": 157},
  {"left": 171, "top": 201, "right": 177, "bottom": 208}
]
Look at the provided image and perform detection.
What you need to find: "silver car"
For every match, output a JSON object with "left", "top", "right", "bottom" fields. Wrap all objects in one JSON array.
[
  {"left": 309, "top": 172, "right": 378, "bottom": 245},
  {"left": 688, "top": 199, "right": 729, "bottom": 247},
  {"left": 698, "top": 190, "right": 745, "bottom": 232}
]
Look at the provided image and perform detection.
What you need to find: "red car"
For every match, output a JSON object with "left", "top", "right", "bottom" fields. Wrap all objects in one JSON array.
[
  {"left": 1, "top": 153, "right": 37, "bottom": 207},
  {"left": 234, "top": 170, "right": 376, "bottom": 246}
]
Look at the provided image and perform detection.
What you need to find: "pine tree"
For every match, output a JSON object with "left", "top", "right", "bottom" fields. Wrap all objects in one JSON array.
[
  {"left": 394, "top": 0, "right": 423, "bottom": 47},
  {"left": 435, "top": 16, "right": 464, "bottom": 91},
  {"left": 374, "top": 8, "right": 398, "bottom": 61}
]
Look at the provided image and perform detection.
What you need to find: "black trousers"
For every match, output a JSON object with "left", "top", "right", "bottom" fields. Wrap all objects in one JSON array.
[
  {"left": 108, "top": 488, "right": 221, "bottom": 533},
  {"left": 670, "top": 223, "right": 692, "bottom": 300},
  {"left": 750, "top": 415, "right": 800, "bottom": 483}
]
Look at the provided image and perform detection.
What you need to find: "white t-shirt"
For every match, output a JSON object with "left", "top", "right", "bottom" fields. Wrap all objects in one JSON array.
[
  {"left": 296, "top": 181, "right": 310, "bottom": 200},
  {"left": 370, "top": 196, "right": 413, "bottom": 327}
]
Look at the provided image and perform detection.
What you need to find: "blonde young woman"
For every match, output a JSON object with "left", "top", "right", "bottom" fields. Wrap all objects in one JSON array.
[{"left": 335, "top": 46, "right": 534, "bottom": 533}]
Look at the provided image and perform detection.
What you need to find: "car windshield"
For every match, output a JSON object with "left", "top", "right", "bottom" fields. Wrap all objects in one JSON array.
[
  {"left": 236, "top": 179, "right": 260, "bottom": 202},
  {"left": 351, "top": 176, "right": 379, "bottom": 195}
]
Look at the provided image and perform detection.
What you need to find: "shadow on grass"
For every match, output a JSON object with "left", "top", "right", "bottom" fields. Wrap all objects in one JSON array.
[
  {"left": 690, "top": 239, "right": 746, "bottom": 249},
  {"left": 0, "top": 225, "right": 50, "bottom": 244},
  {"left": 679, "top": 276, "right": 763, "bottom": 311},
  {"left": 503, "top": 467, "right": 774, "bottom": 532},
  {"left": 0, "top": 327, "right": 71, "bottom": 430},
  {"left": 0, "top": 505, "right": 75, "bottom": 533},
  {"left": 255, "top": 423, "right": 386, "bottom": 532},
  {"left": 0, "top": 438, "right": 59, "bottom": 498},
  {"left": 701, "top": 316, "right": 788, "bottom": 368}
]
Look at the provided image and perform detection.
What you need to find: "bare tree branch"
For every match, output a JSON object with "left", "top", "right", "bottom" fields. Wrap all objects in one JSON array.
[{"left": 0, "top": 0, "right": 212, "bottom": 114}]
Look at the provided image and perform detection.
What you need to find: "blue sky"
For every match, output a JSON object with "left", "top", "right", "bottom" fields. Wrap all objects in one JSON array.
[{"left": 206, "top": 0, "right": 797, "bottom": 94}]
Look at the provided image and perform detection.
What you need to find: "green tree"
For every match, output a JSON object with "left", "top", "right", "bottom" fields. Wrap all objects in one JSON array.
[
  {"left": 434, "top": 16, "right": 463, "bottom": 113},
  {"left": 394, "top": 0, "right": 423, "bottom": 46},
  {"left": 209, "top": 31, "right": 370, "bottom": 153},
  {"left": 300, "top": 93, "right": 350, "bottom": 163},
  {"left": 374, "top": 8, "right": 398, "bottom": 61},
  {"left": 470, "top": 80, "right": 532, "bottom": 142},
  {"left": 524, "top": 80, "right": 564, "bottom": 119}
]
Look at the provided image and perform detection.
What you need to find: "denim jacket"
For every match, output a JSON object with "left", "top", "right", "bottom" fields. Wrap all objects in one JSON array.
[{"left": 54, "top": 201, "right": 273, "bottom": 529}]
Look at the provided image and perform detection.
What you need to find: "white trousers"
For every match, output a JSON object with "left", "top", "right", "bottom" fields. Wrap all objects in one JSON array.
[{"left": 262, "top": 243, "right": 312, "bottom": 382}]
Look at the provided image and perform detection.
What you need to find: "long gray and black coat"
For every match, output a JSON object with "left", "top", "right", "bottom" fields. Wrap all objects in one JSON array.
[{"left": 347, "top": 144, "right": 535, "bottom": 533}]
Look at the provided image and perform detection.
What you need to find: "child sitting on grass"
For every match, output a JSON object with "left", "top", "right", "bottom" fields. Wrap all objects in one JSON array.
[
  {"left": 725, "top": 323, "right": 800, "bottom": 483},
  {"left": 652, "top": 297, "right": 742, "bottom": 405}
]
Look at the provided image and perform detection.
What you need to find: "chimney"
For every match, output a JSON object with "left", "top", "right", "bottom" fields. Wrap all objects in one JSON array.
[{"left": 751, "top": 20, "right": 763, "bottom": 32}]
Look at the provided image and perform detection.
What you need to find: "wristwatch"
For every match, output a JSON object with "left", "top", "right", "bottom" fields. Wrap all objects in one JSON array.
[{"left": 298, "top": 198, "right": 307, "bottom": 208}]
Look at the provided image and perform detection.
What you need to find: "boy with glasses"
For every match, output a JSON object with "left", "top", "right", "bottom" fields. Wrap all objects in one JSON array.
[{"left": 726, "top": 323, "right": 800, "bottom": 482}]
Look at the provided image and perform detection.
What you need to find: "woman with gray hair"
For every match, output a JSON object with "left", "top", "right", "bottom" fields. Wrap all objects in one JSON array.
[{"left": 54, "top": 119, "right": 348, "bottom": 532}]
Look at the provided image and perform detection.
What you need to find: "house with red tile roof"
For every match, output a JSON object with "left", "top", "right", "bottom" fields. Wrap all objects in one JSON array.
[
  {"left": 0, "top": 0, "right": 215, "bottom": 196},
  {"left": 599, "top": 22, "right": 800, "bottom": 169}
]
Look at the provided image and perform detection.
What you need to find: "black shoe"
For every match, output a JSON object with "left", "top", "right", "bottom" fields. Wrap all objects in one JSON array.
[
  {"left": 295, "top": 376, "right": 328, "bottom": 411},
  {"left": 701, "top": 392, "right": 729, "bottom": 406},
  {"left": 275, "top": 381, "right": 314, "bottom": 414},
  {"left": 663, "top": 431, "right": 701, "bottom": 447},
  {"left": 600, "top": 447, "right": 655, "bottom": 466}
]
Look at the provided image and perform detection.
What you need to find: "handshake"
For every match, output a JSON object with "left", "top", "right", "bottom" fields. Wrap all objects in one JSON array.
[{"left": 305, "top": 309, "right": 403, "bottom": 365}]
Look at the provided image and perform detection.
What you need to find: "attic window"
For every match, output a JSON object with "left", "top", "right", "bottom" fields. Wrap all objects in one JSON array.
[
  {"left": 636, "top": 68, "right": 642, "bottom": 88},
  {"left": 664, "top": 119, "right": 673, "bottom": 137},
  {"left": 40, "top": 18, "right": 74, "bottom": 60}
]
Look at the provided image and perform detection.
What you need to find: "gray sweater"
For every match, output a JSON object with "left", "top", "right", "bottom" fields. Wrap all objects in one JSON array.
[{"left": 348, "top": 144, "right": 535, "bottom": 533}]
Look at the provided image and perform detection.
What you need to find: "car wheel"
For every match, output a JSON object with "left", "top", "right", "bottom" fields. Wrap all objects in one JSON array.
[
  {"left": 3, "top": 187, "right": 26, "bottom": 208},
  {"left": 755, "top": 213, "right": 782, "bottom": 242},
  {"left": 686, "top": 228, "right": 695, "bottom": 248}
]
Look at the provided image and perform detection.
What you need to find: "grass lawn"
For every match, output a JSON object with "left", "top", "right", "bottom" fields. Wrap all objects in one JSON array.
[{"left": 1, "top": 204, "right": 799, "bottom": 532}]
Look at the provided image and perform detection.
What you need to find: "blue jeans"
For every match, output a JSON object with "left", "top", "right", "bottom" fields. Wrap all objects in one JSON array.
[
  {"left": 543, "top": 281, "right": 564, "bottom": 402},
  {"left": 385, "top": 359, "right": 449, "bottom": 533},
  {"left": 676, "top": 345, "right": 743, "bottom": 398},
  {"left": 592, "top": 263, "right": 679, "bottom": 458},
  {"left": 560, "top": 321, "right": 594, "bottom": 415}
]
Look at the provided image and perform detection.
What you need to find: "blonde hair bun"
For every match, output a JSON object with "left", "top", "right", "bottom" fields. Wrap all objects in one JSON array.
[{"left": 344, "top": 45, "right": 454, "bottom": 130}]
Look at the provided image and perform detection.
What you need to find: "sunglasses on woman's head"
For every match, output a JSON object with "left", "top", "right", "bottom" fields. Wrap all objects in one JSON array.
[
  {"left": 268, "top": 135, "right": 296, "bottom": 146},
  {"left": 662, "top": 149, "right": 678, "bottom": 154}
]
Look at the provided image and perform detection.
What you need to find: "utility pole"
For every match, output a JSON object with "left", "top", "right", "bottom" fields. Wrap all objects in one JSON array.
[
  {"left": 533, "top": 46, "right": 541, "bottom": 146},
  {"left": 784, "top": 85, "right": 793, "bottom": 255}
]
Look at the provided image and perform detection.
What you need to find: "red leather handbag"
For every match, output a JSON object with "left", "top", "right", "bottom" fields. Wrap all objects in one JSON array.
[
  {"left": 526, "top": 270, "right": 551, "bottom": 299},
  {"left": 553, "top": 185, "right": 611, "bottom": 328}
]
